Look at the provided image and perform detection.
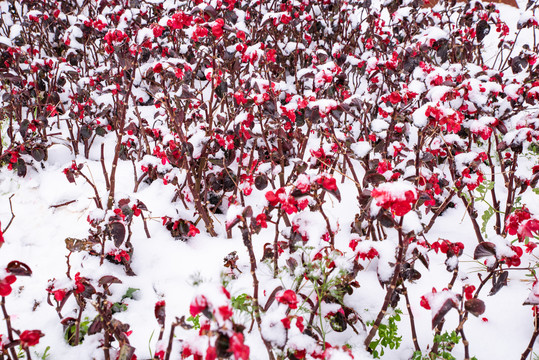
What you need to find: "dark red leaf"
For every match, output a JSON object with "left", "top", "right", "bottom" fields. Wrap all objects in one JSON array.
[
  {"left": 363, "top": 171, "right": 386, "bottom": 187},
  {"left": 31, "top": 148, "right": 46, "bottom": 162},
  {"left": 263, "top": 286, "right": 284, "bottom": 312},
  {"left": 88, "top": 318, "right": 103, "bottom": 335},
  {"left": 476, "top": 20, "right": 490, "bottom": 41},
  {"left": 473, "top": 242, "right": 497, "bottom": 259},
  {"left": 254, "top": 174, "right": 268, "bottom": 190},
  {"left": 65, "top": 170, "right": 75, "bottom": 183},
  {"left": 110, "top": 222, "right": 126, "bottom": 247},
  {"left": 118, "top": 198, "right": 131, "bottom": 208},
  {"left": 489, "top": 271, "right": 509, "bottom": 296},
  {"left": 16, "top": 159, "right": 27, "bottom": 177},
  {"left": 432, "top": 298, "right": 458, "bottom": 329},
  {"left": 6, "top": 261, "right": 32, "bottom": 276},
  {"left": 99, "top": 275, "right": 122, "bottom": 287}
]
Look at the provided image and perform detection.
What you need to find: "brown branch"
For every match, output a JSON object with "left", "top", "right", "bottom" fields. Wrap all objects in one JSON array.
[
  {"left": 100, "top": 143, "right": 111, "bottom": 192},
  {"left": 2, "top": 194, "right": 16, "bottom": 234},
  {"left": 78, "top": 171, "right": 103, "bottom": 209},
  {"left": 402, "top": 283, "right": 421, "bottom": 352},
  {"left": 241, "top": 221, "right": 276, "bottom": 360},
  {"left": 521, "top": 311, "right": 539, "bottom": 360},
  {"left": 164, "top": 319, "right": 179, "bottom": 360},
  {"left": 1, "top": 296, "right": 19, "bottom": 360},
  {"left": 458, "top": 192, "right": 484, "bottom": 243},
  {"left": 49, "top": 200, "right": 77, "bottom": 208},
  {"left": 364, "top": 217, "right": 407, "bottom": 349},
  {"left": 422, "top": 189, "right": 456, "bottom": 234}
]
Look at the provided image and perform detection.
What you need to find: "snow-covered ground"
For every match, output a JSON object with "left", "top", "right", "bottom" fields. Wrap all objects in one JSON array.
[{"left": 1, "top": 0, "right": 538, "bottom": 359}]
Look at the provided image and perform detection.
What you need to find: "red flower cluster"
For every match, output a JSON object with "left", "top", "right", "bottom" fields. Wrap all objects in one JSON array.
[
  {"left": 153, "top": 63, "right": 163, "bottom": 73},
  {"left": 108, "top": 249, "right": 130, "bottom": 263},
  {"left": 464, "top": 285, "right": 476, "bottom": 300},
  {"left": 506, "top": 207, "right": 539, "bottom": 241},
  {"left": 371, "top": 182, "right": 418, "bottom": 217},
  {"left": 265, "top": 188, "right": 308, "bottom": 214},
  {"left": 503, "top": 245, "right": 523, "bottom": 267},
  {"left": 316, "top": 176, "right": 338, "bottom": 191},
  {"left": 431, "top": 240, "right": 464, "bottom": 257},
  {"left": 526, "top": 242, "right": 538, "bottom": 254},
  {"left": 356, "top": 248, "right": 379, "bottom": 261},
  {"left": 167, "top": 11, "right": 193, "bottom": 30},
  {"left": 425, "top": 105, "right": 463, "bottom": 133},
  {"left": 276, "top": 289, "right": 298, "bottom": 309},
  {"left": 211, "top": 19, "right": 224, "bottom": 38}
]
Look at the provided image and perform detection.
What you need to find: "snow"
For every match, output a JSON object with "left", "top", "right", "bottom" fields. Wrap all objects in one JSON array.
[{"left": 350, "top": 141, "right": 372, "bottom": 158}]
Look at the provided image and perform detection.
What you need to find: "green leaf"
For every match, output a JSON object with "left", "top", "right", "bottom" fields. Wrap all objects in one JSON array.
[
  {"left": 481, "top": 207, "right": 495, "bottom": 236},
  {"left": 187, "top": 314, "right": 201, "bottom": 330},
  {"left": 122, "top": 287, "right": 139, "bottom": 301}
]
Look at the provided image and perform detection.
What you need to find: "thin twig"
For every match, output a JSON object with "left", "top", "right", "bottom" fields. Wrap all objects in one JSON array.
[{"left": 2, "top": 195, "right": 16, "bottom": 234}]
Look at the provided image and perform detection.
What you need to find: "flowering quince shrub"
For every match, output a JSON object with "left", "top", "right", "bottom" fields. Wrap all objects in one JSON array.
[
  {"left": 0, "top": 254, "right": 43, "bottom": 359},
  {"left": 0, "top": 0, "right": 539, "bottom": 359},
  {"left": 171, "top": 285, "right": 250, "bottom": 360}
]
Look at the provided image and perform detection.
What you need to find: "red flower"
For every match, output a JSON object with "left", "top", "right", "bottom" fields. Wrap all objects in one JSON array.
[
  {"left": 218, "top": 305, "right": 233, "bottom": 321},
  {"left": 504, "top": 245, "right": 523, "bottom": 267},
  {"left": 266, "top": 49, "right": 276, "bottom": 63},
  {"left": 19, "top": 330, "right": 42, "bottom": 348},
  {"left": 212, "top": 19, "right": 224, "bottom": 38},
  {"left": 167, "top": 12, "right": 192, "bottom": 30},
  {"left": 281, "top": 317, "right": 291, "bottom": 329},
  {"left": 265, "top": 188, "right": 285, "bottom": 207},
  {"left": 153, "top": 25, "right": 164, "bottom": 37},
  {"left": 356, "top": 248, "right": 379, "bottom": 261},
  {"left": 317, "top": 176, "right": 337, "bottom": 191},
  {"left": 296, "top": 316, "right": 305, "bottom": 332},
  {"left": 526, "top": 242, "right": 538, "bottom": 254},
  {"left": 464, "top": 285, "right": 475, "bottom": 300},
  {"left": 74, "top": 272, "right": 85, "bottom": 294},
  {"left": 518, "top": 219, "right": 539, "bottom": 241},
  {"left": 388, "top": 91, "right": 402, "bottom": 104},
  {"left": 189, "top": 295, "right": 208, "bottom": 317},
  {"left": 188, "top": 223, "right": 200, "bottom": 237},
  {"left": 54, "top": 289, "right": 66, "bottom": 302},
  {"left": 506, "top": 208, "right": 531, "bottom": 237},
  {"left": 255, "top": 213, "right": 267, "bottom": 228},
  {"left": 420, "top": 295, "right": 430, "bottom": 310},
  {"left": 276, "top": 290, "right": 298, "bottom": 309},
  {"left": 153, "top": 63, "right": 163, "bottom": 73},
  {"left": 371, "top": 183, "right": 418, "bottom": 217},
  {"left": 193, "top": 26, "right": 208, "bottom": 40},
  {"left": 0, "top": 275, "right": 16, "bottom": 296},
  {"left": 228, "top": 333, "right": 249, "bottom": 360},
  {"left": 206, "top": 346, "right": 217, "bottom": 360}
]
